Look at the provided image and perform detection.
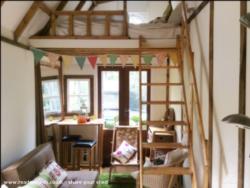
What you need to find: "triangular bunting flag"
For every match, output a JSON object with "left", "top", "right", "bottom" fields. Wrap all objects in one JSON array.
[
  {"left": 75, "top": 56, "right": 86, "bottom": 69},
  {"left": 88, "top": 56, "right": 98, "bottom": 69},
  {"left": 62, "top": 55, "right": 74, "bottom": 69},
  {"left": 143, "top": 55, "right": 154, "bottom": 65},
  {"left": 99, "top": 55, "right": 108, "bottom": 67},
  {"left": 168, "top": 52, "right": 178, "bottom": 65},
  {"left": 109, "top": 54, "right": 118, "bottom": 65},
  {"left": 31, "top": 48, "right": 45, "bottom": 63},
  {"left": 120, "top": 55, "right": 129, "bottom": 68},
  {"left": 47, "top": 52, "right": 60, "bottom": 68},
  {"left": 155, "top": 52, "right": 166, "bottom": 66},
  {"left": 131, "top": 55, "right": 139, "bottom": 68}
]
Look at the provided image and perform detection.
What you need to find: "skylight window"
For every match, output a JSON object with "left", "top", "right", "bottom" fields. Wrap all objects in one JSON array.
[{"left": 128, "top": 12, "right": 149, "bottom": 24}]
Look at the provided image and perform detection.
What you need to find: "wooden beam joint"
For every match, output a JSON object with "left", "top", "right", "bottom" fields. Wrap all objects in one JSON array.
[{"left": 37, "top": 2, "right": 52, "bottom": 16}]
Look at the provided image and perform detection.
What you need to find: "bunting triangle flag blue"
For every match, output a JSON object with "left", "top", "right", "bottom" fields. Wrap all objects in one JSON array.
[
  {"left": 75, "top": 56, "right": 86, "bottom": 69},
  {"left": 31, "top": 48, "right": 45, "bottom": 63}
]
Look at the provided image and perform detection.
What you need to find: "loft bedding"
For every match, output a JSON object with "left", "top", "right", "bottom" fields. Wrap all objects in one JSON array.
[{"left": 50, "top": 15, "right": 181, "bottom": 39}]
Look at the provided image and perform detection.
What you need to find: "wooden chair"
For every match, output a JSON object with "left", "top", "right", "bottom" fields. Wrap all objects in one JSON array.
[{"left": 109, "top": 126, "right": 139, "bottom": 183}]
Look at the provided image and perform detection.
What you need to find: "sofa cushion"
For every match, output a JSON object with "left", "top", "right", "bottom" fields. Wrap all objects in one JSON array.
[
  {"left": 43, "top": 161, "right": 67, "bottom": 187},
  {"left": 19, "top": 169, "right": 54, "bottom": 188},
  {"left": 60, "top": 170, "right": 98, "bottom": 188},
  {"left": 2, "top": 143, "right": 55, "bottom": 187}
]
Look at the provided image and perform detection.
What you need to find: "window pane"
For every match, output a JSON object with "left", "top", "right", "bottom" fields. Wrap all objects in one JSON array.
[
  {"left": 129, "top": 71, "right": 147, "bottom": 126},
  {"left": 42, "top": 79, "right": 61, "bottom": 115},
  {"left": 67, "top": 79, "right": 90, "bottom": 113},
  {"left": 101, "top": 71, "right": 119, "bottom": 128}
]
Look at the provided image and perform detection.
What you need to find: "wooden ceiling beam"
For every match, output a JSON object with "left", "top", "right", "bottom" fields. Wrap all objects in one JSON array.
[
  {"left": 1, "top": 1, "right": 5, "bottom": 7},
  {"left": 35, "top": 1, "right": 68, "bottom": 36},
  {"left": 88, "top": 1, "right": 117, "bottom": 11},
  {"left": 88, "top": 1, "right": 97, "bottom": 11},
  {"left": 14, "top": 2, "right": 40, "bottom": 41},
  {"left": 56, "top": 0, "right": 68, "bottom": 11},
  {"left": 37, "top": 2, "right": 52, "bottom": 15},
  {"left": 96, "top": 1, "right": 114, "bottom": 5},
  {"left": 187, "top": 1, "right": 209, "bottom": 24},
  {"left": 75, "top": 1, "right": 85, "bottom": 11}
]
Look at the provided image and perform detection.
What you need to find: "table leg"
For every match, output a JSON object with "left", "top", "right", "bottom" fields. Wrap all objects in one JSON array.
[{"left": 98, "top": 124, "right": 103, "bottom": 170}]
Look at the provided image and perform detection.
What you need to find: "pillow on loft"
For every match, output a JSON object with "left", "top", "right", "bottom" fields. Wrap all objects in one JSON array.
[
  {"left": 164, "top": 148, "right": 188, "bottom": 166},
  {"left": 112, "top": 140, "right": 137, "bottom": 164},
  {"left": 43, "top": 161, "right": 68, "bottom": 187}
]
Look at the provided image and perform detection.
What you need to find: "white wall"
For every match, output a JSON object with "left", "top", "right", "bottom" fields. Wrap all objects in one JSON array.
[
  {"left": 1, "top": 42, "right": 36, "bottom": 169},
  {"left": 244, "top": 3, "right": 250, "bottom": 188},
  {"left": 187, "top": 1, "right": 250, "bottom": 188}
]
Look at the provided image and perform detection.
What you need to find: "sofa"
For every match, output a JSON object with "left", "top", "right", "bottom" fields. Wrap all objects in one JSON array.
[{"left": 1, "top": 143, "right": 99, "bottom": 188}]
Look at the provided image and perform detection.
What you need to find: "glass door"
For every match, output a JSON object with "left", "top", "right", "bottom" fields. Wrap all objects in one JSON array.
[{"left": 98, "top": 67, "right": 149, "bottom": 128}]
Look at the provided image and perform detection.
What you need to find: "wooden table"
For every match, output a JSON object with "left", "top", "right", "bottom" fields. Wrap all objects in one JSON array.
[{"left": 47, "top": 118, "right": 104, "bottom": 170}]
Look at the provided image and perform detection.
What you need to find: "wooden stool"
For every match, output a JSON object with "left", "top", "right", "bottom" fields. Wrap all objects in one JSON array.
[
  {"left": 72, "top": 140, "right": 96, "bottom": 170},
  {"left": 61, "top": 135, "right": 81, "bottom": 168}
]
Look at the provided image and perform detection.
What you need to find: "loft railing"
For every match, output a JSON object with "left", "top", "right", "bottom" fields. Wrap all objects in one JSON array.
[
  {"left": 31, "top": 2, "right": 128, "bottom": 39},
  {"left": 49, "top": 10, "right": 128, "bottom": 39}
]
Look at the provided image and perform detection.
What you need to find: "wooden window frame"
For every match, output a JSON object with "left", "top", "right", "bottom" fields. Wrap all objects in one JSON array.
[
  {"left": 98, "top": 66, "right": 150, "bottom": 126},
  {"left": 41, "top": 76, "right": 62, "bottom": 117},
  {"left": 64, "top": 75, "right": 94, "bottom": 116}
]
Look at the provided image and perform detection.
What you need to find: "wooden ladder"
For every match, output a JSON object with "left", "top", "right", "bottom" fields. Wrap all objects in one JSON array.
[{"left": 138, "top": 39, "right": 198, "bottom": 188}]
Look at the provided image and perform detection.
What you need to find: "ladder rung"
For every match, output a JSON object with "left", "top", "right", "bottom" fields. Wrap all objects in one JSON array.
[
  {"left": 140, "top": 83, "right": 182, "bottom": 86},
  {"left": 141, "top": 101, "right": 185, "bottom": 105},
  {"left": 142, "top": 142, "right": 188, "bottom": 149},
  {"left": 143, "top": 167, "right": 192, "bottom": 175},
  {"left": 144, "top": 120, "right": 188, "bottom": 126},
  {"left": 141, "top": 65, "right": 180, "bottom": 69}
]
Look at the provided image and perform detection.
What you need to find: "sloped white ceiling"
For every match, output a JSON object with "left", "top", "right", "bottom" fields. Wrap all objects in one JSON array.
[
  {"left": 1, "top": 1, "right": 60, "bottom": 43},
  {"left": 1, "top": 1, "right": 33, "bottom": 32}
]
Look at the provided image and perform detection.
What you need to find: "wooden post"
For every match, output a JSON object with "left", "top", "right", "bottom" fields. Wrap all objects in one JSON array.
[
  {"left": 35, "top": 63, "right": 45, "bottom": 145},
  {"left": 86, "top": 14, "right": 91, "bottom": 36},
  {"left": 51, "top": 14, "right": 56, "bottom": 36},
  {"left": 68, "top": 15, "right": 73, "bottom": 36},
  {"left": 123, "top": 1, "right": 128, "bottom": 37},
  {"left": 105, "top": 15, "right": 110, "bottom": 36},
  {"left": 238, "top": 2, "right": 247, "bottom": 188},
  {"left": 59, "top": 61, "right": 65, "bottom": 120},
  {"left": 166, "top": 58, "right": 170, "bottom": 111},
  {"left": 138, "top": 36, "right": 143, "bottom": 188},
  {"left": 208, "top": 1, "right": 214, "bottom": 188}
]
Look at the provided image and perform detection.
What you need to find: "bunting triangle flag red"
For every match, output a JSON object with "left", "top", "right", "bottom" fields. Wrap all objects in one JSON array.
[{"left": 88, "top": 56, "right": 98, "bottom": 69}]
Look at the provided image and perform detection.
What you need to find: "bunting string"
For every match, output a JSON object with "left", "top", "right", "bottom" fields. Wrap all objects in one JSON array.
[{"left": 31, "top": 48, "right": 173, "bottom": 70}]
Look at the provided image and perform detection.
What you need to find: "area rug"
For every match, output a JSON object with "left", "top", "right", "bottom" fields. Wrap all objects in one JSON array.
[{"left": 96, "top": 173, "right": 136, "bottom": 188}]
